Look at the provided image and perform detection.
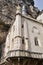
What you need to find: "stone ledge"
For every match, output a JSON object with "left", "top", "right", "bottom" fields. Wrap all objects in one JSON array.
[{"left": 6, "top": 50, "right": 43, "bottom": 59}]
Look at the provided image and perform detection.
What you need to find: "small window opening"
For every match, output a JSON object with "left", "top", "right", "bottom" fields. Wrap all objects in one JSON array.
[
  {"left": 22, "top": 24, "right": 24, "bottom": 28},
  {"left": 34, "top": 37, "right": 39, "bottom": 46},
  {"left": 22, "top": 38, "right": 24, "bottom": 44}
]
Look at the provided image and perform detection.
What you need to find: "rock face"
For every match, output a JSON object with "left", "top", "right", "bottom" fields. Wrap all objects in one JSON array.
[
  {"left": 0, "top": 0, "right": 40, "bottom": 43},
  {"left": 0, "top": 0, "right": 40, "bottom": 22},
  {"left": 0, "top": 0, "right": 16, "bottom": 25},
  {"left": 0, "top": 0, "right": 16, "bottom": 43},
  {"left": 0, "top": 23, "right": 10, "bottom": 43}
]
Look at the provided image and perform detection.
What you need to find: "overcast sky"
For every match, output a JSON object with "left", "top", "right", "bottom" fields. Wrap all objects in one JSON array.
[{"left": 34, "top": 0, "right": 43, "bottom": 11}]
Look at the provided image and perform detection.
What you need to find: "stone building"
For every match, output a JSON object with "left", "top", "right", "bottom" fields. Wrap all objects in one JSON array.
[
  {"left": 37, "top": 10, "right": 43, "bottom": 23},
  {"left": 0, "top": 0, "right": 43, "bottom": 65}
]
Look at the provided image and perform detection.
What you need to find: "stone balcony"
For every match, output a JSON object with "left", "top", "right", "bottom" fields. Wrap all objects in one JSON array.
[{"left": 6, "top": 50, "right": 43, "bottom": 59}]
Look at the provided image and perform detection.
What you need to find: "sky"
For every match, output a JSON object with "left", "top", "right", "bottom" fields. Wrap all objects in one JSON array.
[{"left": 34, "top": 0, "right": 43, "bottom": 11}]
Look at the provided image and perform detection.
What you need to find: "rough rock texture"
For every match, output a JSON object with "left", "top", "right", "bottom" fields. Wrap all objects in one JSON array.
[
  {"left": 0, "top": 24, "right": 10, "bottom": 43},
  {"left": 0, "top": 0, "right": 16, "bottom": 25},
  {"left": 0, "top": 0, "right": 16, "bottom": 43},
  {"left": 0, "top": 0, "right": 40, "bottom": 23}
]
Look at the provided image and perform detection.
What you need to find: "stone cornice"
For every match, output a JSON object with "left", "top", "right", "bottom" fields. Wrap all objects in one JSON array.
[{"left": 16, "top": 13, "right": 43, "bottom": 25}]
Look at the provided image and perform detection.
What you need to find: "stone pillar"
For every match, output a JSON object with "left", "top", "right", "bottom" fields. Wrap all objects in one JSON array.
[
  {"left": 24, "top": 19, "right": 29, "bottom": 50},
  {"left": 22, "top": 4, "right": 29, "bottom": 50},
  {"left": 13, "top": 5, "right": 22, "bottom": 50}
]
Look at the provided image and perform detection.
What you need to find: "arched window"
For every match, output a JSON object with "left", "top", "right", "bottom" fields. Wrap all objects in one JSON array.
[{"left": 32, "top": 26, "right": 40, "bottom": 34}]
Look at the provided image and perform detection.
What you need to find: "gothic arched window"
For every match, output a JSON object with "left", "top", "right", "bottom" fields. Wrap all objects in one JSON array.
[{"left": 32, "top": 26, "right": 40, "bottom": 34}]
